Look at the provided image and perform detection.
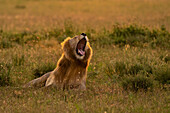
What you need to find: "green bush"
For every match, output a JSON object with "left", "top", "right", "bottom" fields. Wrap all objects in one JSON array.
[
  {"left": 143, "top": 64, "right": 153, "bottom": 74},
  {"left": 0, "top": 31, "right": 30, "bottom": 48},
  {"left": 128, "top": 63, "right": 152, "bottom": 75},
  {"left": 109, "top": 24, "right": 150, "bottom": 46},
  {"left": 164, "top": 56, "right": 170, "bottom": 63},
  {"left": 106, "top": 62, "right": 152, "bottom": 78},
  {"left": 114, "top": 61, "right": 127, "bottom": 77},
  {"left": 0, "top": 24, "right": 169, "bottom": 49},
  {"left": 0, "top": 38, "right": 13, "bottom": 49},
  {"left": 121, "top": 74, "right": 153, "bottom": 92},
  {"left": 114, "top": 36, "right": 126, "bottom": 46},
  {"left": 107, "top": 24, "right": 170, "bottom": 48},
  {"left": 154, "top": 66, "right": 170, "bottom": 86},
  {"left": 164, "top": 55, "right": 170, "bottom": 63},
  {"left": 128, "top": 64, "right": 144, "bottom": 75},
  {"left": 105, "top": 61, "right": 155, "bottom": 91}
]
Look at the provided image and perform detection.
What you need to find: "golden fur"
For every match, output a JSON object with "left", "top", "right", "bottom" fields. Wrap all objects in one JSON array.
[{"left": 24, "top": 33, "right": 92, "bottom": 90}]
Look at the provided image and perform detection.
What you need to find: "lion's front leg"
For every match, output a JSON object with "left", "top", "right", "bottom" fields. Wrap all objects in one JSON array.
[
  {"left": 45, "top": 73, "right": 56, "bottom": 87},
  {"left": 24, "top": 72, "right": 51, "bottom": 88}
]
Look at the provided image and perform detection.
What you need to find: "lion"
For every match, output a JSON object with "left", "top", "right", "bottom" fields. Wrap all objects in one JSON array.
[{"left": 24, "top": 33, "right": 92, "bottom": 90}]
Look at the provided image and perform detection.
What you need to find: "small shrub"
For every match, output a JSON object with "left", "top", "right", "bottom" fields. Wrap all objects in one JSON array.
[
  {"left": 0, "top": 31, "right": 29, "bottom": 48},
  {"left": 114, "top": 61, "right": 127, "bottom": 77},
  {"left": 136, "top": 56, "right": 148, "bottom": 63},
  {"left": 154, "top": 35, "right": 170, "bottom": 49},
  {"left": 105, "top": 62, "right": 127, "bottom": 79},
  {"left": 155, "top": 66, "right": 170, "bottom": 85},
  {"left": 12, "top": 33, "right": 26, "bottom": 45},
  {"left": 33, "top": 62, "right": 56, "bottom": 78},
  {"left": 164, "top": 55, "right": 170, "bottom": 63},
  {"left": 0, "top": 38, "right": 13, "bottom": 49},
  {"left": 128, "top": 63, "right": 152, "bottom": 75},
  {"left": 121, "top": 74, "right": 153, "bottom": 92},
  {"left": 143, "top": 64, "right": 153, "bottom": 74},
  {"left": 114, "top": 36, "right": 126, "bottom": 46},
  {"left": 128, "top": 64, "right": 144, "bottom": 75},
  {"left": 0, "top": 63, "right": 12, "bottom": 86},
  {"left": 109, "top": 24, "right": 150, "bottom": 46},
  {"left": 107, "top": 24, "right": 170, "bottom": 48}
]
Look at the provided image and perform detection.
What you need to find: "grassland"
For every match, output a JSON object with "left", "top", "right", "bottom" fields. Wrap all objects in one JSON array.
[
  {"left": 0, "top": 0, "right": 170, "bottom": 112},
  {"left": 0, "top": 0, "right": 170, "bottom": 31}
]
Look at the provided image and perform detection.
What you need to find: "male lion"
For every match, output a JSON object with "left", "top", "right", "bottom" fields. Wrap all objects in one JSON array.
[{"left": 24, "top": 33, "right": 92, "bottom": 90}]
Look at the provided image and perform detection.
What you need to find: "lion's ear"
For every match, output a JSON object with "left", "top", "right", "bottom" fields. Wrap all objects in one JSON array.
[
  {"left": 61, "top": 37, "right": 71, "bottom": 50},
  {"left": 68, "top": 38, "right": 75, "bottom": 49}
]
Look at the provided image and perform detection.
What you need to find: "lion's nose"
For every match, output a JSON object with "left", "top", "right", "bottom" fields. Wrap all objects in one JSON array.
[{"left": 81, "top": 33, "right": 86, "bottom": 36}]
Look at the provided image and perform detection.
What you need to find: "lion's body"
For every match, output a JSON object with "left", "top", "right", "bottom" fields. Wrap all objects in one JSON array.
[{"left": 24, "top": 34, "right": 92, "bottom": 90}]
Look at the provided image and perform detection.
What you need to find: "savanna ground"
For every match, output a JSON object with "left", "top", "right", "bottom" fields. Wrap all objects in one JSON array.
[{"left": 0, "top": 0, "right": 170, "bottom": 112}]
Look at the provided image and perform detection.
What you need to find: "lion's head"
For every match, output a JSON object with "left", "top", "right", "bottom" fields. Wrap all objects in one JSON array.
[{"left": 61, "top": 33, "right": 92, "bottom": 61}]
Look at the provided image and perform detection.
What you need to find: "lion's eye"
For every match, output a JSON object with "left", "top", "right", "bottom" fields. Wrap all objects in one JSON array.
[{"left": 74, "top": 37, "right": 77, "bottom": 39}]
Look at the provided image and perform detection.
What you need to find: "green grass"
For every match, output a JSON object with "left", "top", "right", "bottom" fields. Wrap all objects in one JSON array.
[
  {"left": 1, "top": 24, "right": 169, "bottom": 49},
  {"left": 0, "top": 0, "right": 170, "bottom": 112},
  {"left": 0, "top": 24, "right": 169, "bottom": 112},
  {"left": 33, "top": 62, "right": 56, "bottom": 78},
  {"left": 0, "top": 62, "right": 12, "bottom": 86},
  {"left": 0, "top": 87, "right": 169, "bottom": 113},
  {"left": 0, "top": 0, "right": 170, "bottom": 31}
]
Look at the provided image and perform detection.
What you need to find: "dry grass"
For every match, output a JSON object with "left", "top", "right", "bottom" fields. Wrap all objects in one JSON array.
[
  {"left": 0, "top": 0, "right": 170, "bottom": 31},
  {"left": 0, "top": 87, "right": 169, "bottom": 113},
  {"left": 0, "top": 37, "right": 169, "bottom": 112},
  {"left": 0, "top": 0, "right": 170, "bottom": 112}
]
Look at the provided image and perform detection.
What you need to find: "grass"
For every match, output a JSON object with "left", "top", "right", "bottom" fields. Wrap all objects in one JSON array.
[
  {"left": 0, "top": 87, "right": 169, "bottom": 113},
  {"left": 0, "top": 0, "right": 170, "bottom": 112},
  {"left": 33, "top": 62, "right": 56, "bottom": 78},
  {"left": 0, "top": 0, "right": 170, "bottom": 31},
  {"left": 0, "top": 62, "right": 12, "bottom": 86}
]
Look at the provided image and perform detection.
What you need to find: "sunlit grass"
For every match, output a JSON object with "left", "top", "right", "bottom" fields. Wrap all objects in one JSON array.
[
  {"left": 0, "top": 0, "right": 170, "bottom": 112},
  {"left": 0, "top": 0, "right": 170, "bottom": 31}
]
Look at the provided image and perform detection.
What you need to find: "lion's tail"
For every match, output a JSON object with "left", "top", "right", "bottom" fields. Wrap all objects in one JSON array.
[{"left": 23, "top": 72, "right": 51, "bottom": 88}]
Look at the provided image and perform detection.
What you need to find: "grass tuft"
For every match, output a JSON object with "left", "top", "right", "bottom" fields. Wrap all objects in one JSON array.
[
  {"left": 0, "top": 63, "right": 12, "bottom": 86},
  {"left": 128, "top": 64, "right": 144, "bottom": 75},
  {"left": 154, "top": 66, "right": 170, "bottom": 86},
  {"left": 164, "top": 55, "right": 170, "bottom": 63},
  {"left": 114, "top": 61, "right": 127, "bottom": 77},
  {"left": 12, "top": 54, "right": 25, "bottom": 66},
  {"left": 121, "top": 73, "right": 153, "bottom": 92}
]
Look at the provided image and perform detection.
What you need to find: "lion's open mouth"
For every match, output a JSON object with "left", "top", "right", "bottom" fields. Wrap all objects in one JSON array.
[{"left": 76, "top": 38, "right": 87, "bottom": 56}]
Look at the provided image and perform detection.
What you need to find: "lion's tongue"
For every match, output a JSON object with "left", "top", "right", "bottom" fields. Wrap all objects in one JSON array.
[{"left": 78, "top": 49, "right": 85, "bottom": 56}]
